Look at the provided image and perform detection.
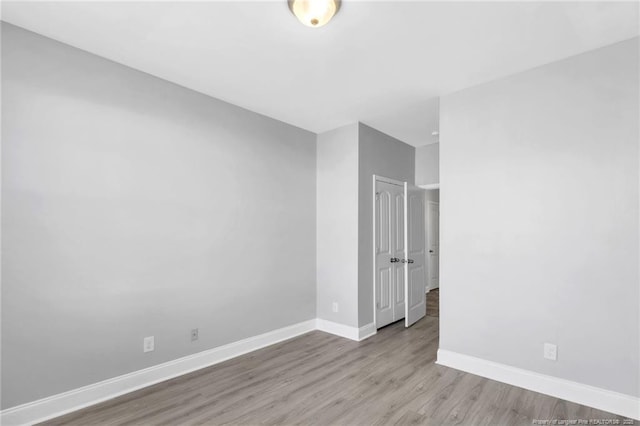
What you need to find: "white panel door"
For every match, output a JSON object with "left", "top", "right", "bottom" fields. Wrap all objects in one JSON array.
[
  {"left": 375, "top": 185, "right": 393, "bottom": 328},
  {"left": 405, "top": 184, "right": 426, "bottom": 328},
  {"left": 392, "top": 190, "right": 405, "bottom": 321},
  {"left": 375, "top": 180, "right": 405, "bottom": 328},
  {"left": 427, "top": 201, "right": 440, "bottom": 290}
]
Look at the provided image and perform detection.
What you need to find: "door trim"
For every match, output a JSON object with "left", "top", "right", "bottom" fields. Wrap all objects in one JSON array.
[
  {"left": 375, "top": 175, "right": 404, "bottom": 187},
  {"left": 426, "top": 200, "right": 439, "bottom": 291}
]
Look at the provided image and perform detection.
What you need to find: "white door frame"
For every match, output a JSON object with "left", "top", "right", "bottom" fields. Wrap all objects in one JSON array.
[
  {"left": 372, "top": 174, "right": 405, "bottom": 330},
  {"left": 426, "top": 200, "right": 440, "bottom": 291}
]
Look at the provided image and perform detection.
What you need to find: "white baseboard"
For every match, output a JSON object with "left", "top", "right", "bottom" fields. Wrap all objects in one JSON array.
[
  {"left": 5, "top": 326, "right": 634, "bottom": 424},
  {"left": 0, "top": 319, "right": 316, "bottom": 426},
  {"left": 315, "top": 319, "right": 376, "bottom": 342},
  {"left": 1, "top": 318, "right": 378, "bottom": 425},
  {"left": 358, "top": 322, "right": 377, "bottom": 341},
  {"left": 316, "top": 319, "right": 359, "bottom": 340},
  {"left": 437, "top": 349, "right": 640, "bottom": 421}
]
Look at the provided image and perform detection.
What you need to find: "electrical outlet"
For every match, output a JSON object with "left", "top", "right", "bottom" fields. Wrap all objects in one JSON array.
[
  {"left": 543, "top": 343, "right": 557, "bottom": 361},
  {"left": 332, "top": 302, "right": 339, "bottom": 313},
  {"left": 191, "top": 328, "right": 199, "bottom": 342},
  {"left": 143, "top": 336, "right": 155, "bottom": 353}
]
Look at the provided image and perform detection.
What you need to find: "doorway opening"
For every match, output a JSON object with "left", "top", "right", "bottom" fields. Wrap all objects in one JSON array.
[{"left": 424, "top": 189, "right": 439, "bottom": 318}]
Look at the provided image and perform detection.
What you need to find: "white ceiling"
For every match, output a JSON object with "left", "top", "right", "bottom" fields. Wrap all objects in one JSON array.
[{"left": 2, "top": 1, "right": 638, "bottom": 146}]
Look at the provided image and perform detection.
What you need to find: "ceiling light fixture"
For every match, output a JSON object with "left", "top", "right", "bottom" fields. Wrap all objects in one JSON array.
[{"left": 288, "top": 0, "right": 341, "bottom": 28}]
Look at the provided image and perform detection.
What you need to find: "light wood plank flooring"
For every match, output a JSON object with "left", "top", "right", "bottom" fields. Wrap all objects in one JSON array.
[{"left": 43, "top": 317, "right": 625, "bottom": 425}]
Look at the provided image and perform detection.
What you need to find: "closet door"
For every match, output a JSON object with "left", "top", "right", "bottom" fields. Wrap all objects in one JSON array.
[
  {"left": 375, "top": 179, "right": 404, "bottom": 328},
  {"left": 392, "top": 189, "right": 405, "bottom": 322},
  {"left": 404, "top": 183, "right": 426, "bottom": 327}
]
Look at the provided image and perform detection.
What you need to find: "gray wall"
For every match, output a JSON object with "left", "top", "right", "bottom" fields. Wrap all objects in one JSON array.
[
  {"left": 415, "top": 143, "right": 439, "bottom": 185},
  {"left": 1, "top": 23, "right": 317, "bottom": 408},
  {"left": 439, "top": 38, "right": 639, "bottom": 396},
  {"left": 358, "top": 123, "right": 415, "bottom": 327},
  {"left": 425, "top": 189, "right": 439, "bottom": 203},
  {"left": 316, "top": 124, "right": 360, "bottom": 327}
]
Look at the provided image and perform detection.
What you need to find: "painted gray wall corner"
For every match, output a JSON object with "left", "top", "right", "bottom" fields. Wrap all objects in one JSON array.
[
  {"left": 357, "top": 123, "right": 415, "bottom": 327},
  {"left": 316, "top": 123, "right": 360, "bottom": 327}
]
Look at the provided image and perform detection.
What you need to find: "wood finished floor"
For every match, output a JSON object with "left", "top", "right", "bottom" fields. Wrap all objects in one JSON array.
[
  {"left": 43, "top": 317, "right": 625, "bottom": 426},
  {"left": 426, "top": 289, "right": 439, "bottom": 318}
]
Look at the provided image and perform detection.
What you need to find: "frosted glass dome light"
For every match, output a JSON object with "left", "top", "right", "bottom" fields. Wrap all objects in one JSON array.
[{"left": 288, "top": 0, "right": 341, "bottom": 28}]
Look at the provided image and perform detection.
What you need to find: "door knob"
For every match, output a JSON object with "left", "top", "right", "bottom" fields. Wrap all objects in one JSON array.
[
  {"left": 429, "top": 250, "right": 434, "bottom": 253},
  {"left": 401, "top": 259, "right": 414, "bottom": 263},
  {"left": 408, "top": 259, "right": 414, "bottom": 264},
  {"left": 390, "top": 257, "right": 400, "bottom": 263}
]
